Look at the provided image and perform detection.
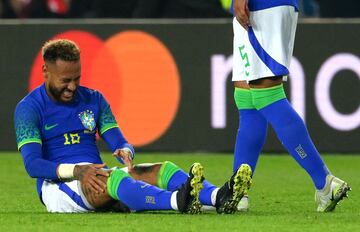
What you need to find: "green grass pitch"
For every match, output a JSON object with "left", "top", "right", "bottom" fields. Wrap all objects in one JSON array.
[{"left": 0, "top": 152, "right": 359, "bottom": 232}]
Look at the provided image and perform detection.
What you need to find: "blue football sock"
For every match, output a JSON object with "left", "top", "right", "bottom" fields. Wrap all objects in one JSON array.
[
  {"left": 233, "top": 109, "right": 267, "bottom": 174},
  {"left": 259, "top": 99, "right": 329, "bottom": 189},
  {"left": 168, "top": 170, "right": 217, "bottom": 206},
  {"left": 117, "top": 177, "right": 173, "bottom": 211},
  {"left": 166, "top": 170, "right": 187, "bottom": 191}
]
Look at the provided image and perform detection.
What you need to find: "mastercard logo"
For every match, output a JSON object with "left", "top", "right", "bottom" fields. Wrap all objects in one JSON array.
[{"left": 29, "top": 30, "right": 180, "bottom": 147}]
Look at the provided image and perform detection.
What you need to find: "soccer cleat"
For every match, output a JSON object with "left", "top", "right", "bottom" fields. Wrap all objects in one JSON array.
[
  {"left": 216, "top": 164, "right": 252, "bottom": 214},
  {"left": 315, "top": 175, "right": 351, "bottom": 212},
  {"left": 177, "top": 163, "right": 205, "bottom": 214},
  {"left": 237, "top": 195, "right": 249, "bottom": 212}
]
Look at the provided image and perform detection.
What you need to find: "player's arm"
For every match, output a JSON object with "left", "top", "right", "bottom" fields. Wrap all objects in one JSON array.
[
  {"left": 20, "top": 143, "right": 108, "bottom": 193},
  {"left": 102, "top": 128, "right": 135, "bottom": 170},
  {"left": 234, "top": 0, "right": 250, "bottom": 30},
  {"left": 97, "top": 93, "right": 135, "bottom": 170},
  {"left": 19, "top": 143, "right": 58, "bottom": 179},
  {"left": 15, "top": 101, "right": 58, "bottom": 180}
]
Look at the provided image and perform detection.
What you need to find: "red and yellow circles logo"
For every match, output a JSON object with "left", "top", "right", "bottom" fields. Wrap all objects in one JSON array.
[{"left": 30, "top": 30, "right": 180, "bottom": 147}]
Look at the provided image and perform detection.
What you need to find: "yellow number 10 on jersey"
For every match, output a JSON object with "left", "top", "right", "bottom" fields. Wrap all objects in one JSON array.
[{"left": 63, "top": 133, "right": 80, "bottom": 145}]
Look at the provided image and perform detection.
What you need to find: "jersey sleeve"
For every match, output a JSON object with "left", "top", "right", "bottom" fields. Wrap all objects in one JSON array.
[
  {"left": 15, "top": 101, "right": 58, "bottom": 180},
  {"left": 20, "top": 143, "right": 59, "bottom": 180},
  {"left": 97, "top": 93, "right": 119, "bottom": 135},
  {"left": 14, "top": 101, "right": 42, "bottom": 150}
]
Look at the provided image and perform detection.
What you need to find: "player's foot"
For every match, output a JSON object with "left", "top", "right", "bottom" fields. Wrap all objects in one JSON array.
[
  {"left": 216, "top": 164, "right": 252, "bottom": 214},
  {"left": 315, "top": 175, "right": 351, "bottom": 212},
  {"left": 237, "top": 195, "right": 249, "bottom": 212},
  {"left": 177, "top": 163, "right": 204, "bottom": 214}
]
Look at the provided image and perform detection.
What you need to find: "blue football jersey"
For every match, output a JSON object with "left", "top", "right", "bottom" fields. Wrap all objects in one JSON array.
[
  {"left": 15, "top": 84, "right": 118, "bottom": 164},
  {"left": 231, "top": 0, "right": 298, "bottom": 13}
]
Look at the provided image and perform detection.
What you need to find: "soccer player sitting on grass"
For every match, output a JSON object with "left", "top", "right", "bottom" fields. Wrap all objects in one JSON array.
[{"left": 14, "top": 39, "right": 252, "bottom": 214}]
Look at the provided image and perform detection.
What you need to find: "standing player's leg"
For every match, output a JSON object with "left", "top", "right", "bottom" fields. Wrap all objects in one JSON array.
[
  {"left": 250, "top": 79, "right": 351, "bottom": 212},
  {"left": 232, "top": 17, "right": 269, "bottom": 211},
  {"left": 233, "top": 83, "right": 267, "bottom": 174},
  {"left": 242, "top": 6, "right": 350, "bottom": 212},
  {"left": 233, "top": 86, "right": 267, "bottom": 211},
  {"left": 232, "top": 18, "right": 268, "bottom": 174},
  {"left": 250, "top": 78, "right": 331, "bottom": 189}
]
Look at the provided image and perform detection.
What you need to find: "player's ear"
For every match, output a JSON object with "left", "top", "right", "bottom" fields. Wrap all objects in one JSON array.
[{"left": 42, "top": 64, "right": 48, "bottom": 78}]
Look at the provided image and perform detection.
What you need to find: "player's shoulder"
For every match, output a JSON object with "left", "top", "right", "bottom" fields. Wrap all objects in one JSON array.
[
  {"left": 15, "top": 85, "right": 44, "bottom": 112},
  {"left": 77, "top": 86, "right": 105, "bottom": 101},
  {"left": 78, "top": 85, "right": 101, "bottom": 95}
]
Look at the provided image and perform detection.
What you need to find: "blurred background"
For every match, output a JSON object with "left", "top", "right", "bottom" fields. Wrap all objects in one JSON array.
[
  {"left": 1, "top": 0, "right": 360, "bottom": 18},
  {"left": 0, "top": 0, "right": 359, "bottom": 153}
]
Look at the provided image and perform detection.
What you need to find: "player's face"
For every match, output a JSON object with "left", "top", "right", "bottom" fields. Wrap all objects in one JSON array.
[{"left": 43, "top": 59, "right": 81, "bottom": 103}]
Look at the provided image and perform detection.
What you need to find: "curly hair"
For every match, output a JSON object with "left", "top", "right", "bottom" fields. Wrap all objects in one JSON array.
[{"left": 42, "top": 39, "right": 80, "bottom": 63}]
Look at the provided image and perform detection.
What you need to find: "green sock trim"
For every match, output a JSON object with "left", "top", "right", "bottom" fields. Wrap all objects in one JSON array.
[
  {"left": 157, "top": 161, "right": 181, "bottom": 190},
  {"left": 250, "top": 84, "right": 286, "bottom": 110},
  {"left": 107, "top": 168, "right": 130, "bottom": 200},
  {"left": 234, "top": 88, "right": 255, "bottom": 109}
]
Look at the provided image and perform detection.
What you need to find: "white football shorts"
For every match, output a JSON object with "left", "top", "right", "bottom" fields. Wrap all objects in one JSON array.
[
  {"left": 232, "top": 5, "right": 298, "bottom": 82},
  {"left": 41, "top": 166, "right": 128, "bottom": 213},
  {"left": 41, "top": 179, "right": 94, "bottom": 213}
]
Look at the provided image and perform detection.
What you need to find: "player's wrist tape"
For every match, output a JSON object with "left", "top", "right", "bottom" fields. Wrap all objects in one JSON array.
[
  {"left": 121, "top": 147, "right": 134, "bottom": 160},
  {"left": 116, "top": 147, "right": 135, "bottom": 164},
  {"left": 57, "top": 164, "right": 76, "bottom": 179}
]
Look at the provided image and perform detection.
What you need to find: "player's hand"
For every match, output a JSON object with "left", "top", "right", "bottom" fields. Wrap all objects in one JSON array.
[
  {"left": 73, "top": 163, "right": 110, "bottom": 194},
  {"left": 234, "top": 0, "right": 250, "bottom": 30},
  {"left": 113, "top": 148, "right": 133, "bottom": 171}
]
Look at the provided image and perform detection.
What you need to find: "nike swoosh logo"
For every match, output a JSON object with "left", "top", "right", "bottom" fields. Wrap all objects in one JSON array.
[{"left": 44, "top": 123, "right": 58, "bottom": 130}]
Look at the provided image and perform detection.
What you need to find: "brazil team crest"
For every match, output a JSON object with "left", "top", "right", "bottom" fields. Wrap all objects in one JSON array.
[{"left": 78, "top": 110, "right": 95, "bottom": 131}]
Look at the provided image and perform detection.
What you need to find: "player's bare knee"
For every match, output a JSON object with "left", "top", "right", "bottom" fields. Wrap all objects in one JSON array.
[
  {"left": 130, "top": 163, "right": 162, "bottom": 176},
  {"left": 81, "top": 175, "right": 113, "bottom": 209},
  {"left": 249, "top": 76, "right": 283, "bottom": 88},
  {"left": 234, "top": 80, "right": 250, "bottom": 89}
]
